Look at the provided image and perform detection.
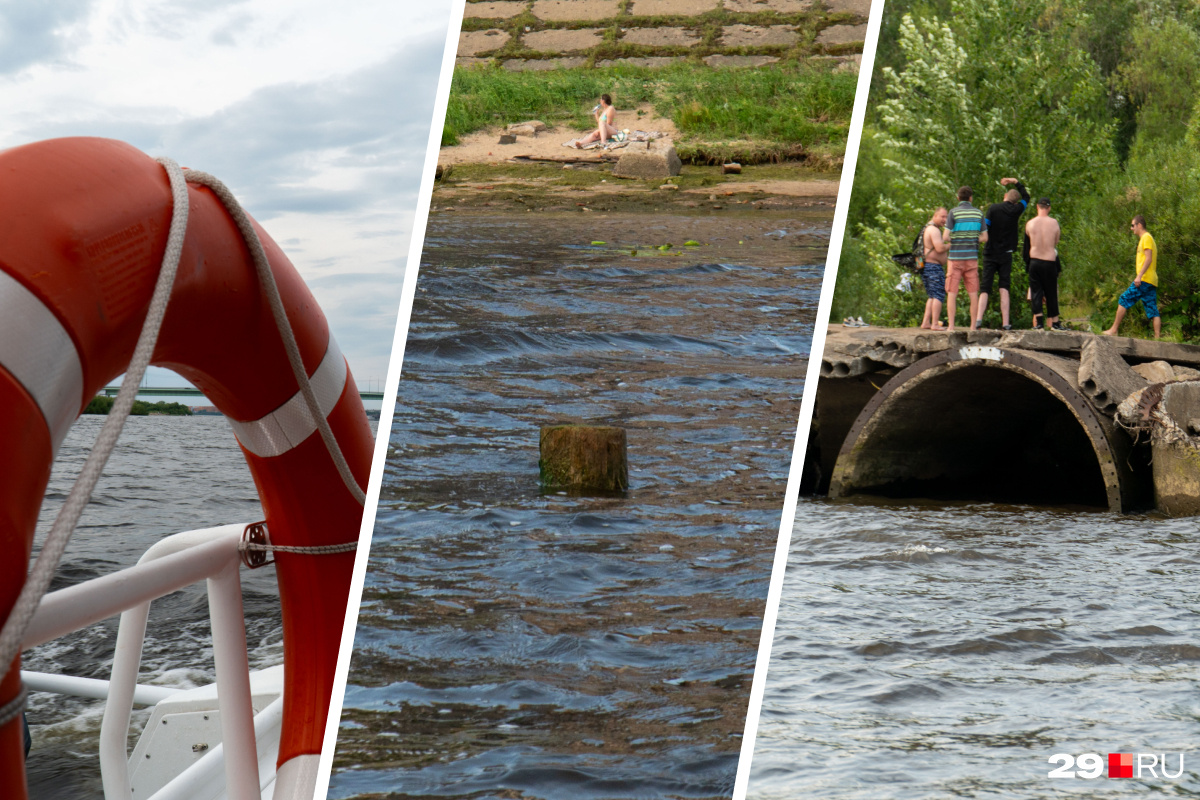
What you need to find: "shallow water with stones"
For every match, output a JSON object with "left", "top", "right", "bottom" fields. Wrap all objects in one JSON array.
[
  {"left": 749, "top": 497, "right": 1200, "bottom": 798},
  {"left": 330, "top": 208, "right": 829, "bottom": 799}
]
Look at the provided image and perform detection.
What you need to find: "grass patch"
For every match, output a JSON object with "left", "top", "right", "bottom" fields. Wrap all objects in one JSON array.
[
  {"left": 676, "top": 140, "right": 807, "bottom": 165},
  {"left": 443, "top": 61, "right": 856, "bottom": 147},
  {"left": 675, "top": 140, "right": 844, "bottom": 169}
]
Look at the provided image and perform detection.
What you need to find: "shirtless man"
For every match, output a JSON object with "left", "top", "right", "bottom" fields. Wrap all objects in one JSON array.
[
  {"left": 575, "top": 94, "right": 616, "bottom": 148},
  {"left": 1025, "top": 198, "right": 1062, "bottom": 330},
  {"left": 919, "top": 207, "right": 950, "bottom": 330}
]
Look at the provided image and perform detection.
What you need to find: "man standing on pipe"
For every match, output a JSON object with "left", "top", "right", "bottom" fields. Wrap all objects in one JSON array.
[
  {"left": 944, "top": 186, "right": 988, "bottom": 331},
  {"left": 1103, "top": 215, "right": 1160, "bottom": 338},
  {"left": 1025, "top": 198, "right": 1062, "bottom": 330},
  {"left": 976, "top": 177, "right": 1029, "bottom": 330}
]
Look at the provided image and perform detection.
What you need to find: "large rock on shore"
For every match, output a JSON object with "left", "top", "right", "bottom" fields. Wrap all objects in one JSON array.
[
  {"left": 1133, "top": 360, "right": 1176, "bottom": 383},
  {"left": 507, "top": 120, "right": 548, "bottom": 136},
  {"left": 612, "top": 139, "right": 682, "bottom": 179}
]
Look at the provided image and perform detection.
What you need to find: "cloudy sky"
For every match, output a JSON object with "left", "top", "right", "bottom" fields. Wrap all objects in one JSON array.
[{"left": 0, "top": 0, "right": 454, "bottom": 396}]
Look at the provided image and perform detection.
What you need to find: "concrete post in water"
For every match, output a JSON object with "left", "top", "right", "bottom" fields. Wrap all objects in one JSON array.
[{"left": 539, "top": 425, "right": 628, "bottom": 494}]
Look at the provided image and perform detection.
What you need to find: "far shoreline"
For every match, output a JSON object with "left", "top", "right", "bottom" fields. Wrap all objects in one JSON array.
[{"left": 432, "top": 160, "right": 840, "bottom": 214}]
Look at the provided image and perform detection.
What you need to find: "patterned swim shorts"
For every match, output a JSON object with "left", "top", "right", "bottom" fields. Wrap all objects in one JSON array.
[
  {"left": 920, "top": 262, "right": 946, "bottom": 302},
  {"left": 1118, "top": 281, "right": 1159, "bottom": 319}
]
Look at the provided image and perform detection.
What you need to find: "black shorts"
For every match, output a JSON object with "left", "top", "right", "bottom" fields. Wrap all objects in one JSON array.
[
  {"left": 1028, "top": 258, "right": 1059, "bottom": 319},
  {"left": 981, "top": 252, "right": 1012, "bottom": 294}
]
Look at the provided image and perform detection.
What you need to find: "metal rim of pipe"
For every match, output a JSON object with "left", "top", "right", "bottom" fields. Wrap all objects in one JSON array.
[{"left": 829, "top": 348, "right": 1125, "bottom": 512}]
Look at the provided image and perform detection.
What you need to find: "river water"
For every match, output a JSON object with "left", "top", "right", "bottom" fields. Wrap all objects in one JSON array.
[
  {"left": 330, "top": 208, "right": 831, "bottom": 799},
  {"left": 749, "top": 498, "right": 1200, "bottom": 798},
  {"left": 23, "top": 414, "right": 350, "bottom": 797}
]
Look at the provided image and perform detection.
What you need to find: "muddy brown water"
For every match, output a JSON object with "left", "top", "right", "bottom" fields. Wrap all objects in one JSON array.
[{"left": 330, "top": 208, "right": 829, "bottom": 798}]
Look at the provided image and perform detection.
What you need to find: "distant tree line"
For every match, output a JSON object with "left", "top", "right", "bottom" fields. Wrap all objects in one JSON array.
[
  {"left": 836, "top": 0, "right": 1200, "bottom": 339},
  {"left": 84, "top": 396, "right": 193, "bottom": 416}
]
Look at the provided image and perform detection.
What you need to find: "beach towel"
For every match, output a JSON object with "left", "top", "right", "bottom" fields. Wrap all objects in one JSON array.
[{"left": 628, "top": 130, "right": 665, "bottom": 142}]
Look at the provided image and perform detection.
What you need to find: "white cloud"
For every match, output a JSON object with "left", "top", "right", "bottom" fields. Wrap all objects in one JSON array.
[
  {"left": 0, "top": 1, "right": 92, "bottom": 75},
  {"left": 1, "top": 0, "right": 452, "bottom": 388}
]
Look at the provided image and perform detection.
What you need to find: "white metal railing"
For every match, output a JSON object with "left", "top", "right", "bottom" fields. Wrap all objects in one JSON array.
[
  {"left": 21, "top": 524, "right": 267, "bottom": 800},
  {"left": 20, "top": 671, "right": 181, "bottom": 707}
]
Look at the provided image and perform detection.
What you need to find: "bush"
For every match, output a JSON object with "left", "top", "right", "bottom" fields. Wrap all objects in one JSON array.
[
  {"left": 131, "top": 400, "right": 193, "bottom": 416},
  {"left": 840, "top": 0, "right": 1136, "bottom": 330},
  {"left": 84, "top": 395, "right": 114, "bottom": 415},
  {"left": 85, "top": 397, "right": 193, "bottom": 416}
]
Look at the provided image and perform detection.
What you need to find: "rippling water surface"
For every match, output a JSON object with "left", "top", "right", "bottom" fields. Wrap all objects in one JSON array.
[
  {"left": 26, "top": 415, "right": 286, "bottom": 798},
  {"left": 332, "top": 209, "right": 829, "bottom": 799},
  {"left": 749, "top": 498, "right": 1200, "bottom": 798}
]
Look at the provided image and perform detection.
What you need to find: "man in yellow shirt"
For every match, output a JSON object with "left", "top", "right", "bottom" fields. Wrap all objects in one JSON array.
[{"left": 1103, "top": 215, "right": 1160, "bottom": 339}]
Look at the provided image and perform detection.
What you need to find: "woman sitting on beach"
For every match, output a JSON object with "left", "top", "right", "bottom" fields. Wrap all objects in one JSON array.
[{"left": 575, "top": 94, "right": 616, "bottom": 148}]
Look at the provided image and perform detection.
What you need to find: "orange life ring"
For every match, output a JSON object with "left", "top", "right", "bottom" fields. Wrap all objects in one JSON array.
[{"left": 0, "top": 137, "right": 372, "bottom": 796}]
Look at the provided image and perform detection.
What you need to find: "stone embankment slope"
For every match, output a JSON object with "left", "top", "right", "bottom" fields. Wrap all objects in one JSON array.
[{"left": 457, "top": 0, "right": 868, "bottom": 72}]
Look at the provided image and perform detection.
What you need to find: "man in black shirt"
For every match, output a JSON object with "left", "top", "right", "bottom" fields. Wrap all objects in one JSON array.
[{"left": 975, "top": 177, "right": 1030, "bottom": 330}]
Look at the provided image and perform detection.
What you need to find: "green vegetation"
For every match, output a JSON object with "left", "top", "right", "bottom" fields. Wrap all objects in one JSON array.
[
  {"left": 84, "top": 396, "right": 193, "bottom": 416},
  {"left": 134, "top": 401, "right": 192, "bottom": 416},
  {"left": 443, "top": 62, "right": 856, "bottom": 157},
  {"left": 84, "top": 396, "right": 114, "bottom": 414},
  {"left": 838, "top": 0, "right": 1200, "bottom": 339}
]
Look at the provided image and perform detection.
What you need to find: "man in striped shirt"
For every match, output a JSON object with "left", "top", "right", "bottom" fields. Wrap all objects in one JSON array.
[{"left": 944, "top": 186, "right": 988, "bottom": 331}]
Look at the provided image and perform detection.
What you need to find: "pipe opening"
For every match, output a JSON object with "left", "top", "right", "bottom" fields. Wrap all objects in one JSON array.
[{"left": 839, "top": 364, "right": 1109, "bottom": 508}]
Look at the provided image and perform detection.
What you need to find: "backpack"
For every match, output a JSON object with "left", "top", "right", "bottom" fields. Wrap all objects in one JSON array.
[{"left": 892, "top": 226, "right": 927, "bottom": 272}]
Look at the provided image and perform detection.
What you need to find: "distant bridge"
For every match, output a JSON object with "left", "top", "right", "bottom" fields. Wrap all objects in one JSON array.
[
  {"left": 102, "top": 385, "right": 386, "bottom": 401},
  {"left": 806, "top": 326, "right": 1200, "bottom": 515}
]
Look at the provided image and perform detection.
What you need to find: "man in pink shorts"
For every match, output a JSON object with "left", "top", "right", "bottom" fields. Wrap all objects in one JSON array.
[{"left": 943, "top": 186, "right": 988, "bottom": 331}]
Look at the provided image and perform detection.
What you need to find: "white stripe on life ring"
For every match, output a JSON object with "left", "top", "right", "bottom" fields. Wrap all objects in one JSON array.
[
  {"left": 0, "top": 270, "right": 84, "bottom": 450},
  {"left": 274, "top": 754, "right": 321, "bottom": 799},
  {"left": 227, "top": 338, "right": 347, "bottom": 458}
]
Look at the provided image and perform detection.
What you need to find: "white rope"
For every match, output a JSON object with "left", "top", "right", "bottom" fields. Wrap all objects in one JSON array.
[
  {"left": 181, "top": 170, "right": 366, "bottom": 506},
  {"left": 0, "top": 684, "right": 28, "bottom": 730},
  {"left": 239, "top": 542, "right": 358, "bottom": 555},
  {"left": 238, "top": 523, "right": 357, "bottom": 571},
  {"left": 0, "top": 158, "right": 190, "bottom": 691}
]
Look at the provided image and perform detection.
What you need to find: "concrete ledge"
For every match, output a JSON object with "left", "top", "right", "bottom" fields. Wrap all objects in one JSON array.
[{"left": 821, "top": 325, "right": 1200, "bottom": 377}]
